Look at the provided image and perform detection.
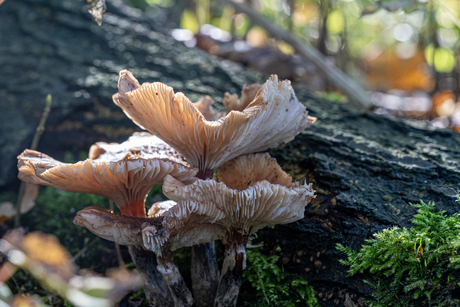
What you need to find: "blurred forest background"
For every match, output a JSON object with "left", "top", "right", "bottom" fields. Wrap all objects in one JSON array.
[
  {"left": 2, "top": 0, "right": 460, "bottom": 306},
  {"left": 126, "top": 0, "right": 460, "bottom": 129}
]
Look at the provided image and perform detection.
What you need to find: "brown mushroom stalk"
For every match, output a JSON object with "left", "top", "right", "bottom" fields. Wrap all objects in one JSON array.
[
  {"left": 215, "top": 232, "right": 248, "bottom": 307},
  {"left": 163, "top": 153, "right": 315, "bottom": 307},
  {"left": 157, "top": 249, "right": 194, "bottom": 307}
]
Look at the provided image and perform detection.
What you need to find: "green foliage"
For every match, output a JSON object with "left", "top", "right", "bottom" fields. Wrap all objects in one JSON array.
[
  {"left": 337, "top": 199, "right": 460, "bottom": 307},
  {"left": 239, "top": 248, "right": 318, "bottom": 307}
]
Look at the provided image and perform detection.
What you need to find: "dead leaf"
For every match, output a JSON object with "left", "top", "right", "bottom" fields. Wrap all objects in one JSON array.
[
  {"left": 20, "top": 183, "right": 39, "bottom": 214},
  {"left": 86, "top": 0, "right": 106, "bottom": 26}
]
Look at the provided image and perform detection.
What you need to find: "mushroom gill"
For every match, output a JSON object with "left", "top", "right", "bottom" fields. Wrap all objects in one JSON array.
[{"left": 18, "top": 149, "right": 197, "bottom": 217}]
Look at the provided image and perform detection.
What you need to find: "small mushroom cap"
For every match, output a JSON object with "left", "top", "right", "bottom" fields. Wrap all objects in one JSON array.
[
  {"left": 89, "top": 132, "right": 186, "bottom": 165},
  {"left": 193, "top": 95, "right": 224, "bottom": 121},
  {"left": 217, "top": 153, "right": 294, "bottom": 190},
  {"left": 223, "top": 82, "right": 261, "bottom": 113},
  {"left": 73, "top": 206, "right": 162, "bottom": 246},
  {"left": 143, "top": 200, "right": 225, "bottom": 255},
  {"left": 163, "top": 173, "right": 315, "bottom": 236},
  {"left": 113, "top": 70, "right": 315, "bottom": 170},
  {"left": 74, "top": 202, "right": 225, "bottom": 255},
  {"left": 18, "top": 149, "right": 198, "bottom": 217}
]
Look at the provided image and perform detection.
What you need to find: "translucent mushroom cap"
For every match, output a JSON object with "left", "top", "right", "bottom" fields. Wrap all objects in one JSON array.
[
  {"left": 163, "top": 153, "right": 316, "bottom": 237},
  {"left": 88, "top": 132, "right": 186, "bottom": 165},
  {"left": 18, "top": 149, "right": 198, "bottom": 217},
  {"left": 74, "top": 201, "right": 225, "bottom": 256},
  {"left": 113, "top": 70, "right": 315, "bottom": 171}
]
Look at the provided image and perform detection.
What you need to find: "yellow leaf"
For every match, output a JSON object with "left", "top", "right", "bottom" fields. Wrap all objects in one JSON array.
[{"left": 180, "top": 9, "right": 199, "bottom": 34}]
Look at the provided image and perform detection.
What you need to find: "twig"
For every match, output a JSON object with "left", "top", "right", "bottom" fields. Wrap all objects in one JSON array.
[
  {"left": 15, "top": 95, "right": 52, "bottom": 228},
  {"left": 220, "top": 0, "right": 373, "bottom": 110},
  {"left": 110, "top": 200, "right": 126, "bottom": 269},
  {"left": 72, "top": 237, "right": 98, "bottom": 262},
  {"left": 432, "top": 0, "right": 460, "bottom": 29}
]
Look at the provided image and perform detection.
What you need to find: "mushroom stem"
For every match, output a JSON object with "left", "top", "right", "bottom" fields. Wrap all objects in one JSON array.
[
  {"left": 157, "top": 249, "right": 194, "bottom": 307},
  {"left": 192, "top": 242, "right": 220, "bottom": 307},
  {"left": 119, "top": 199, "right": 146, "bottom": 217},
  {"left": 192, "top": 168, "right": 220, "bottom": 307},
  {"left": 214, "top": 233, "right": 248, "bottom": 307},
  {"left": 196, "top": 169, "right": 214, "bottom": 180},
  {"left": 128, "top": 246, "right": 174, "bottom": 307}
]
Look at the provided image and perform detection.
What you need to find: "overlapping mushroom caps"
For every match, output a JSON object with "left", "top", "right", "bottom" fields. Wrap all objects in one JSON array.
[
  {"left": 113, "top": 70, "right": 316, "bottom": 173},
  {"left": 162, "top": 153, "right": 315, "bottom": 306},
  {"left": 73, "top": 201, "right": 226, "bottom": 307},
  {"left": 74, "top": 201, "right": 224, "bottom": 255},
  {"left": 17, "top": 135, "right": 197, "bottom": 217},
  {"left": 164, "top": 153, "right": 315, "bottom": 236}
]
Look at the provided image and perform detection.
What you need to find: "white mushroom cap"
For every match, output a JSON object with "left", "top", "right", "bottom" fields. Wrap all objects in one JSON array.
[
  {"left": 143, "top": 200, "right": 225, "bottom": 255},
  {"left": 18, "top": 149, "right": 198, "bottom": 217},
  {"left": 113, "top": 70, "right": 315, "bottom": 171},
  {"left": 89, "top": 132, "right": 186, "bottom": 165},
  {"left": 74, "top": 201, "right": 225, "bottom": 256},
  {"left": 73, "top": 206, "right": 158, "bottom": 246},
  {"left": 163, "top": 174, "right": 315, "bottom": 237}
]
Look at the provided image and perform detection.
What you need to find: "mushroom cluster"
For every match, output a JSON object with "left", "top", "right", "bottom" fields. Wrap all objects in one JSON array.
[{"left": 18, "top": 71, "right": 316, "bottom": 307}]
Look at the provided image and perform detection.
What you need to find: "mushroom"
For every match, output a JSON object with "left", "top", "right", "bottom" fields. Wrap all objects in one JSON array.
[
  {"left": 222, "top": 82, "right": 261, "bottom": 113},
  {"left": 113, "top": 70, "right": 315, "bottom": 178},
  {"left": 193, "top": 95, "right": 224, "bottom": 121},
  {"left": 113, "top": 70, "right": 316, "bottom": 305},
  {"left": 17, "top": 149, "right": 197, "bottom": 217},
  {"left": 89, "top": 132, "right": 186, "bottom": 166},
  {"left": 17, "top": 147, "right": 198, "bottom": 306},
  {"left": 73, "top": 201, "right": 225, "bottom": 307},
  {"left": 163, "top": 153, "right": 315, "bottom": 307}
]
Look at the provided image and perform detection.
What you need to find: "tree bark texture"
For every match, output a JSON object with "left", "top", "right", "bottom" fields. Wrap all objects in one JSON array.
[
  {"left": 192, "top": 242, "right": 220, "bottom": 307},
  {"left": 1, "top": 0, "right": 460, "bottom": 306},
  {"left": 157, "top": 250, "right": 194, "bottom": 307},
  {"left": 214, "top": 234, "right": 248, "bottom": 307},
  {"left": 128, "top": 246, "right": 174, "bottom": 306}
]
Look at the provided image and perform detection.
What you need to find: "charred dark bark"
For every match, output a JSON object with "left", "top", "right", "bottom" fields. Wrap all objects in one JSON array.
[{"left": 128, "top": 246, "right": 174, "bottom": 306}]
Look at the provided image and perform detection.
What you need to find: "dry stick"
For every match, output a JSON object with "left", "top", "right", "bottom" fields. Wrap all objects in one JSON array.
[
  {"left": 109, "top": 200, "right": 126, "bottom": 269},
  {"left": 214, "top": 233, "right": 249, "bottom": 307},
  {"left": 72, "top": 237, "right": 99, "bottom": 262},
  {"left": 220, "top": 0, "right": 373, "bottom": 110},
  {"left": 192, "top": 170, "right": 220, "bottom": 307},
  {"left": 14, "top": 95, "right": 52, "bottom": 228}
]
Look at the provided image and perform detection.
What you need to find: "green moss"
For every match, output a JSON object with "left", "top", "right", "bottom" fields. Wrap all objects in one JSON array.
[
  {"left": 238, "top": 248, "right": 319, "bottom": 307},
  {"left": 337, "top": 198, "right": 460, "bottom": 306}
]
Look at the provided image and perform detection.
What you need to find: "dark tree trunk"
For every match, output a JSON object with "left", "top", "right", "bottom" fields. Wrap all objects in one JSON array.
[{"left": 2, "top": 1, "right": 460, "bottom": 306}]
